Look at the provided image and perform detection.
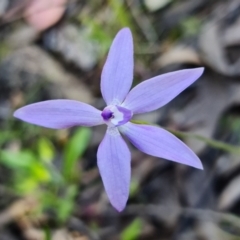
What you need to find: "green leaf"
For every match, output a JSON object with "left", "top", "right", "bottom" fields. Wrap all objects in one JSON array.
[
  {"left": 108, "top": 0, "right": 132, "bottom": 28},
  {"left": 80, "top": 17, "right": 112, "bottom": 57},
  {"left": 37, "top": 138, "right": 55, "bottom": 163},
  {"left": 29, "top": 162, "right": 51, "bottom": 182},
  {"left": 121, "top": 218, "right": 142, "bottom": 240},
  {"left": 181, "top": 17, "right": 202, "bottom": 37},
  {"left": 40, "top": 185, "right": 77, "bottom": 224},
  {"left": 15, "top": 178, "right": 38, "bottom": 194},
  {"left": 57, "top": 185, "right": 77, "bottom": 222},
  {"left": 44, "top": 227, "right": 51, "bottom": 240},
  {"left": 63, "top": 127, "right": 92, "bottom": 181},
  {"left": 129, "top": 179, "right": 139, "bottom": 197},
  {"left": 0, "top": 150, "right": 36, "bottom": 169},
  {"left": 0, "top": 149, "right": 52, "bottom": 194}
]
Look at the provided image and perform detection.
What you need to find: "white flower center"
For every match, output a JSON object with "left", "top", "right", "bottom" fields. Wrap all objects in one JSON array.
[{"left": 101, "top": 105, "right": 132, "bottom": 126}]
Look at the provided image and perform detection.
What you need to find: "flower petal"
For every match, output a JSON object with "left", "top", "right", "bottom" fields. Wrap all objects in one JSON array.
[
  {"left": 120, "top": 122, "right": 203, "bottom": 169},
  {"left": 122, "top": 68, "right": 204, "bottom": 114},
  {"left": 14, "top": 100, "right": 104, "bottom": 129},
  {"left": 101, "top": 28, "right": 134, "bottom": 105},
  {"left": 97, "top": 127, "right": 131, "bottom": 211}
]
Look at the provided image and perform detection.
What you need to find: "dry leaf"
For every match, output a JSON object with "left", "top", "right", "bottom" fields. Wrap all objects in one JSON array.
[
  {"left": 156, "top": 45, "right": 202, "bottom": 67},
  {"left": 25, "top": 0, "right": 67, "bottom": 31},
  {"left": 218, "top": 175, "right": 240, "bottom": 210}
]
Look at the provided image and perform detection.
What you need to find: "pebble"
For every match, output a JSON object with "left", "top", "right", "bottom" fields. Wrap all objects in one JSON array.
[{"left": 43, "top": 25, "right": 100, "bottom": 71}]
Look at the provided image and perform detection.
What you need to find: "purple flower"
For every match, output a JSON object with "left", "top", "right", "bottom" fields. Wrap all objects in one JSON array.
[{"left": 14, "top": 28, "right": 204, "bottom": 211}]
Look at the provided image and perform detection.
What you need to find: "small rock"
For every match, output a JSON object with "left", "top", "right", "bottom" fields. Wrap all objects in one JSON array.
[
  {"left": 43, "top": 25, "right": 100, "bottom": 71},
  {"left": 0, "top": 101, "right": 11, "bottom": 121},
  {"left": 144, "top": 0, "right": 172, "bottom": 12},
  {"left": 0, "top": 0, "right": 8, "bottom": 17}
]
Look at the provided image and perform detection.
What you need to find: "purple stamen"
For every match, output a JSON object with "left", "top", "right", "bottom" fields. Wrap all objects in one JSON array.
[{"left": 101, "top": 109, "right": 113, "bottom": 121}]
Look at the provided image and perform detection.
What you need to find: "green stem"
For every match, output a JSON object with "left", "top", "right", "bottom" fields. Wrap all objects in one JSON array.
[
  {"left": 130, "top": 120, "right": 240, "bottom": 154},
  {"left": 168, "top": 128, "right": 240, "bottom": 154}
]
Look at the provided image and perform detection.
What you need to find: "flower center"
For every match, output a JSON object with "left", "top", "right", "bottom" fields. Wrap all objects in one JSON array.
[{"left": 101, "top": 105, "right": 132, "bottom": 126}]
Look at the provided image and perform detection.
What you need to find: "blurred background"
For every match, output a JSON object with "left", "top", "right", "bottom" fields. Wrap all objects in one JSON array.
[{"left": 0, "top": 0, "right": 240, "bottom": 239}]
